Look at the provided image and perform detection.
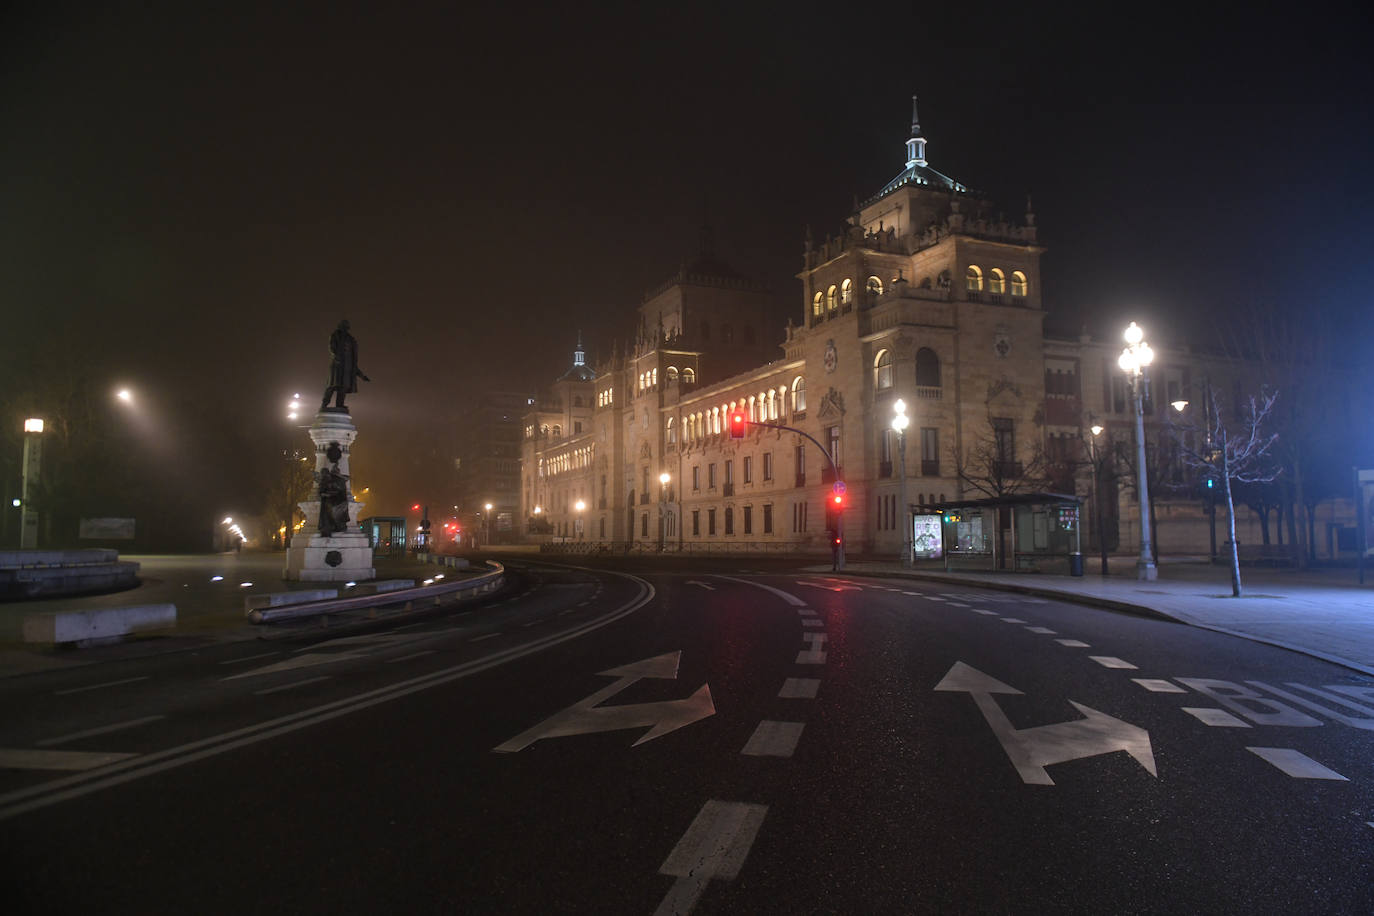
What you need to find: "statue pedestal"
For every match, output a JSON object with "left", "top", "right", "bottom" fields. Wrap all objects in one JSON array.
[{"left": 283, "top": 409, "right": 376, "bottom": 583}]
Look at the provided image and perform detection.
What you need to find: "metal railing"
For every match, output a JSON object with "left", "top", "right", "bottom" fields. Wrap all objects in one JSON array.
[{"left": 248, "top": 561, "right": 505, "bottom": 624}]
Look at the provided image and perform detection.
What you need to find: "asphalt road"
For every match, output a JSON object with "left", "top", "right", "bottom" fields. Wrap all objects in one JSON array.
[{"left": 2, "top": 559, "right": 1371, "bottom": 914}]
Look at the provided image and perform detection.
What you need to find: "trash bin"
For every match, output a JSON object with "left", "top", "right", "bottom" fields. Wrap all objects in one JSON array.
[{"left": 1068, "top": 552, "right": 1084, "bottom": 577}]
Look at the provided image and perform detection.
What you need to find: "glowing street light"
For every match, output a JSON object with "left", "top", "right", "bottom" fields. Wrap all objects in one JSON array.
[
  {"left": 20, "top": 418, "right": 45, "bottom": 548},
  {"left": 891, "top": 398, "right": 911, "bottom": 568},
  {"left": 1119, "top": 321, "right": 1157, "bottom": 581},
  {"left": 115, "top": 389, "right": 133, "bottom": 404}
]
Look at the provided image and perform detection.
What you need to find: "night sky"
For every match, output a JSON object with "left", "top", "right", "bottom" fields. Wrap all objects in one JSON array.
[{"left": 3, "top": 2, "right": 1371, "bottom": 533}]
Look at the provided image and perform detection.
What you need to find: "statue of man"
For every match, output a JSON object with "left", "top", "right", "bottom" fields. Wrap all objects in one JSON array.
[
  {"left": 320, "top": 320, "right": 371, "bottom": 410},
  {"left": 317, "top": 465, "right": 350, "bottom": 537}
]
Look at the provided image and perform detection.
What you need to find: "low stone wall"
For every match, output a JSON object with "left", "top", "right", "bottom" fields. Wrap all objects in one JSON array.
[{"left": 0, "top": 550, "right": 140, "bottom": 600}]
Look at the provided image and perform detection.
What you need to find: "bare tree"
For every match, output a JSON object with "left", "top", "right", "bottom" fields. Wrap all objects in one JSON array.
[
  {"left": 1175, "top": 382, "right": 1281, "bottom": 596},
  {"left": 951, "top": 414, "right": 1049, "bottom": 499},
  {"left": 264, "top": 447, "right": 315, "bottom": 548}
]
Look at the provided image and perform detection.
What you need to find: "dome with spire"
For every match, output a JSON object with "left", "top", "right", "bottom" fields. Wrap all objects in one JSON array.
[{"left": 557, "top": 332, "right": 597, "bottom": 382}]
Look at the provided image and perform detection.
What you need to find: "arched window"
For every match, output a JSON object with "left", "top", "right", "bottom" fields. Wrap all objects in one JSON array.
[
  {"left": 666, "top": 366, "right": 679, "bottom": 382},
  {"left": 792, "top": 376, "right": 807, "bottom": 413},
  {"left": 826, "top": 285, "right": 837, "bottom": 314},
  {"left": 937, "top": 269, "right": 951, "bottom": 289},
  {"left": 651, "top": 368, "right": 657, "bottom": 386},
  {"left": 540, "top": 425, "right": 549, "bottom": 437},
  {"left": 748, "top": 396, "right": 757, "bottom": 421},
  {"left": 812, "top": 291, "right": 824, "bottom": 317},
  {"left": 867, "top": 275, "right": 884, "bottom": 296},
  {"left": 988, "top": 268, "right": 1005, "bottom": 294},
  {"left": 965, "top": 265, "right": 983, "bottom": 292},
  {"left": 552, "top": 425, "right": 562, "bottom": 437},
  {"left": 767, "top": 390, "right": 777, "bottom": 420},
  {"left": 915, "top": 348, "right": 941, "bottom": 389},
  {"left": 682, "top": 367, "right": 696, "bottom": 384},
  {"left": 666, "top": 417, "right": 676, "bottom": 445},
  {"left": 1011, "top": 270, "right": 1028, "bottom": 297},
  {"left": 711, "top": 407, "right": 720, "bottom": 435},
  {"left": 840, "top": 278, "right": 853, "bottom": 304},
  {"left": 873, "top": 348, "right": 893, "bottom": 390}
]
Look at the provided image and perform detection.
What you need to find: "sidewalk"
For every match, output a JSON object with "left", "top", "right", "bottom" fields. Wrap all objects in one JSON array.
[{"left": 838, "top": 556, "right": 1374, "bottom": 676}]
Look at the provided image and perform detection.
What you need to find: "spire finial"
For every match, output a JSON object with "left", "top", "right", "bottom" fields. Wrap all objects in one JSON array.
[
  {"left": 905, "top": 93, "right": 927, "bottom": 169},
  {"left": 573, "top": 331, "right": 585, "bottom": 367}
]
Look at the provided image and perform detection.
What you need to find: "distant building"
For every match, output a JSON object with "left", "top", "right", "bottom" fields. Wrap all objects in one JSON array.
[{"left": 453, "top": 390, "right": 531, "bottom": 541}]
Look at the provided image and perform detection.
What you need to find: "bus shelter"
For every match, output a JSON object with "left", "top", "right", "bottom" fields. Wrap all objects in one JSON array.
[
  {"left": 359, "top": 516, "right": 407, "bottom": 559},
  {"left": 912, "top": 493, "right": 1083, "bottom": 576}
]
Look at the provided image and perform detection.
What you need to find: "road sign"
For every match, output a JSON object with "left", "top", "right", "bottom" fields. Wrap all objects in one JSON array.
[
  {"left": 934, "top": 661, "right": 1157, "bottom": 785},
  {"left": 832, "top": 480, "right": 846, "bottom": 495},
  {"left": 493, "top": 651, "right": 714, "bottom": 752}
]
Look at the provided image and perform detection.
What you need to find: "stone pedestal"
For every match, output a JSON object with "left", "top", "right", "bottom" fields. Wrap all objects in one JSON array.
[{"left": 283, "top": 409, "right": 376, "bottom": 583}]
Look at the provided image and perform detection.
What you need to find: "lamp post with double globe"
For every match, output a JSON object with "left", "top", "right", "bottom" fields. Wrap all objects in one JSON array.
[{"left": 1118, "top": 322, "right": 1157, "bottom": 580}]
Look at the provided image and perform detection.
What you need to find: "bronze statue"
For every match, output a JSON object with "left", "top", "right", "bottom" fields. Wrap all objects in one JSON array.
[
  {"left": 317, "top": 464, "right": 350, "bottom": 537},
  {"left": 320, "top": 320, "right": 370, "bottom": 410}
]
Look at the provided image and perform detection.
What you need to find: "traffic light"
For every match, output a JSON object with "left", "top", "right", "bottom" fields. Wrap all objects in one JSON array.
[{"left": 729, "top": 410, "right": 746, "bottom": 439}]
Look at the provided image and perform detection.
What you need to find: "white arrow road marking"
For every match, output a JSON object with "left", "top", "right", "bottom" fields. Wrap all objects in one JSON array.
[
  {"left": 934, "top": 661, "right": 1157, "bottom": 786},
  {"left": 1182, "top": 707, "right": 1251, "bottom": 727},
  {"left": 493, "top": 651, "right": 714, "bottom": 752},
  {"left": 684, "top": 580, "right": 716, "bottom": 590},
  {"left": 1246, "top": 747, "right": 1347, "bottom": 780},
  {"left": 656, "top": 800, "right": 767, "bottom": 916},
  {"left": 0, "top": 749, "right": 138, "bottom": 772}
]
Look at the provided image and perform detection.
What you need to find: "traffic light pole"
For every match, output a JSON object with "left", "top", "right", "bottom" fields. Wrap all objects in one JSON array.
[{"left": 747, "top": 420, "right": 845, "bottom": 571}]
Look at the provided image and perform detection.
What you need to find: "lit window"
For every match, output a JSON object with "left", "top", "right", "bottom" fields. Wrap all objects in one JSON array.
[
  {"left": 666, "top": 366, "right": 679, "bottom": 382},
  {"left": 840, "top": 278, "right": 852, "bottom": 304},
  {"left": 874, "top": 348, "right": 893, "bottom": 390},
  {"left": 989, "top": 268, "right": 1005, "bottom": 294},
  {"left": 666, "top": 417, "right": 676, "bottom": 445},
  {"left": 813, "top": 292, "right": 824, "bottom": 317},
  {"left": 826, "top": 285, "right": 837, "bottom": 313},
  {"left": 965, "top": 265, "right": 983, "bottom": 292},
  {"left": 792, "top": 376, "right": 807, "bottom": 413},
  {"left": 651, "top": 368, "right": 657, "bottom": 386},
  {"left": 683, "top": 367, "right": 696, "bottom": 384},
  {"left": 1011, "top": 270, "right": 1028, "bottom": 297},
  {"left": 867, "top": 276, "right": 883, "bottom": 296}
]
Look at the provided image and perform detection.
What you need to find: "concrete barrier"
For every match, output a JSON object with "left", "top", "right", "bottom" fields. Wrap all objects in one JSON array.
[
  {"left": 244, "top": 589, "right": 339, "bottom": 615},
  {"left": 23, "top": 604, "right": 177, "bottom": 647},
  {"left": 370, "top": 579, "right": 415, "bottom": 594},
  {"left": 249, "top": 562, "right": 504, "bottom": 624}
]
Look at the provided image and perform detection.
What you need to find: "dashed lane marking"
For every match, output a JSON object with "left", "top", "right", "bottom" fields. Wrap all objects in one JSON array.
[
  {"left": 798, "top": 608, "right": 817, "bottom": 617},
  {"left": 741, "top": 721, "right": 805, "bottom": 757},
  {"left": 946, "top": 601, "right": 969, "bottom": 607},
  {"left": 388, "top": 650, "right": 436, "bottom": 663},
  {"left": 1247, "top": 747, "right": 1348, "bottom": 780},
  {"left": 1056, "top": 639, "right": 1091, "bottom": 648},
  {"left": 901, "top": 591, "right": 922, "bottom": 595},
  {"left": 0, "top": 749, "right": 139, "bottom": 772},
  {"left": 36, "top": 715, "right": 167, "bottom": 748},
  {"left": 802, "top": 619, "right": 825, "bottom": 628},
  {"left": 559, "top": 608, "right": 578, "bottom": 616},
  {"left": 1133, "top": 679, "right": 1186, "bottom": 693},
  {"left": 218, "top": 651, "right": 282, "bottom": 666},
  {"left": 1000, "top": 617, "right": 1028, "bottom": 624},
  {"left": 796, "top": 633, "right": 828, "bottom": 665},
  {"left": 254, "top": 676, "right": 331, "bottom": 696},
  {"left": 1025, "top": 626, "right": 1056, "bottom": 634},
  {"left": 778, "top": 678, "right": 820, "bottom": 699},
  {"left": 470, "top": 632, "right": 502, "bottom": 642},
  {"left": 521, "top": 620, "right": 543, "bottom": 628},
  {"left": 971, "top": 609, "right": 999, "bottom": 616},
  {"left": 656, "top": 800, "right": 767, "bottom": 916},
  {"left": 1182, "top": 707, "right": 1251, "bottom": 727},
  {"left": 924, "top": 596, "right": 946, "bottom": 602},
  {"left": 1089, "top": 656, "right": 1138, "bottom": 669},
  {"left": 54, "top": 676, "right": 150, "bottom": 696}
]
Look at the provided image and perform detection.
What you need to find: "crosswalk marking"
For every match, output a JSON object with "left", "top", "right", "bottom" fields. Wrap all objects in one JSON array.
[
  {"left": 1247, "top": 747, "right": 1347, "bottom": 780},
  {"left": 1089, "top": 656, "right": 1138, "bottom": 669},
  {"left": 778, "top": 678, "right": 820, "bottom": 699},
  {"left": 1132, "top": 679, "right": 1185, "bottom": 693},
  {"left": 1056, "top": 639, "right": 1090, "bottom": 648},
  {"left": 1183, "top": 707, "right": 1251, "bottom": 727}
]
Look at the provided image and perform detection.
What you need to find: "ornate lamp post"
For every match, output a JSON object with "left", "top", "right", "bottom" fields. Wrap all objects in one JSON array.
[
  {"left": 1087, "top": 423, "right": 1110, "bottom": 576},
  {"left": 891, "top": 398, "right": 911, "bottom": 567},
  {"left": 574, "top": 499, "right": 585, "bottom": 540},
  {"left": 484, "top": 502, "right": 494, "bottom": 545},
  {"left": 1118, "top": 322, "right": 1157, "bottom": 580}
]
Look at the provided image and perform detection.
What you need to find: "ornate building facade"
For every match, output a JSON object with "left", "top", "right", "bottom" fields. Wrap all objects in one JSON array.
[{"left": 519, "top": 98, "right": 1368, "bottom": 559}]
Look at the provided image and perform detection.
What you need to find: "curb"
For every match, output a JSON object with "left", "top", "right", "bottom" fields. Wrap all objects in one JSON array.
[{"left": 838, "top": 567, "right": 1374, "bottom": 678}]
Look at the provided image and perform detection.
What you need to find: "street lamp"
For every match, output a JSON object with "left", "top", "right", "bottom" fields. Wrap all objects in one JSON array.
[
  {"left": 658, "top": 471, "right": 671, "bottom": 552},
  {"left": 891, "top": 398, "right": 911, "bottom": 568},
  {"left": 1118, "top": 321, "right": 1157, "bottom": 580},
  {"left": 1086, "top": 423, "right": 1110, "bottom": 576},
  {"left": 1172, "top": 396, "right": 1218, "bottom": 560},
  {"left": 484, "top": 502, "right": 494, "bottom": 545},
  {"left": 574, "top": 499, "right": 586, "bottom": 540},
  {"left": 20, "top": 418, "right": 44, "bottom": 549}
]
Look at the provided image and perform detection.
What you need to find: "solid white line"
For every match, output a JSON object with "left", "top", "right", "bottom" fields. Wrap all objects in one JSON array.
[
  {"left": 0, "top": 748, "right": 138, "bottom": 772},
  {"left": 36, "top": 715, "right": 167, "bottom": 748},
  {"left": 218, "top": 651, "right": 281, "bottom": 666},
  {"left": 54, "top": 676, "right": 149, "bottom": 696},
  {"left": 388, "top": 650, "right": 435, "bottom": 664},
  {"left": 1247, "top": 747, "right": 1348, "bottom": 780},
  {"left": 713, "top": 575, "right": 806, "bottom": 606},
  {"left": 656, "top": 800, "right": 768, "bottom": 916},
  {"left": 0, "top": 571, "right": 655, "bottom": 822},
  {"left": 254, "top": 676, "right": 331, "bottom": 695},
  {"left": 741, "top": 721, "right": 805, "bottom": 757},
  {"left": 778, "top": 678, "right": 820, "bottom": 699},
  {"left": 471, "top": 632, "right": 502, "bottom": 642}
]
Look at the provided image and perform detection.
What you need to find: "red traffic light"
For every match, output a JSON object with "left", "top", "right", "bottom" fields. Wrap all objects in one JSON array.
[
  {"left": 411, "top": 503, "right": 421, "bottom": 512},
  {"left": 831, "top": 493, "right": 845, "bottom": 508},
  {"left": 729, "top": 410, "right": 746, "bottom": 439}
]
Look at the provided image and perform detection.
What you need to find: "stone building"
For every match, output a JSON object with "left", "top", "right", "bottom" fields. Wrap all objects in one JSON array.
[{"left": 519, "top": 97, "right": 1368, "bottom": 560}]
